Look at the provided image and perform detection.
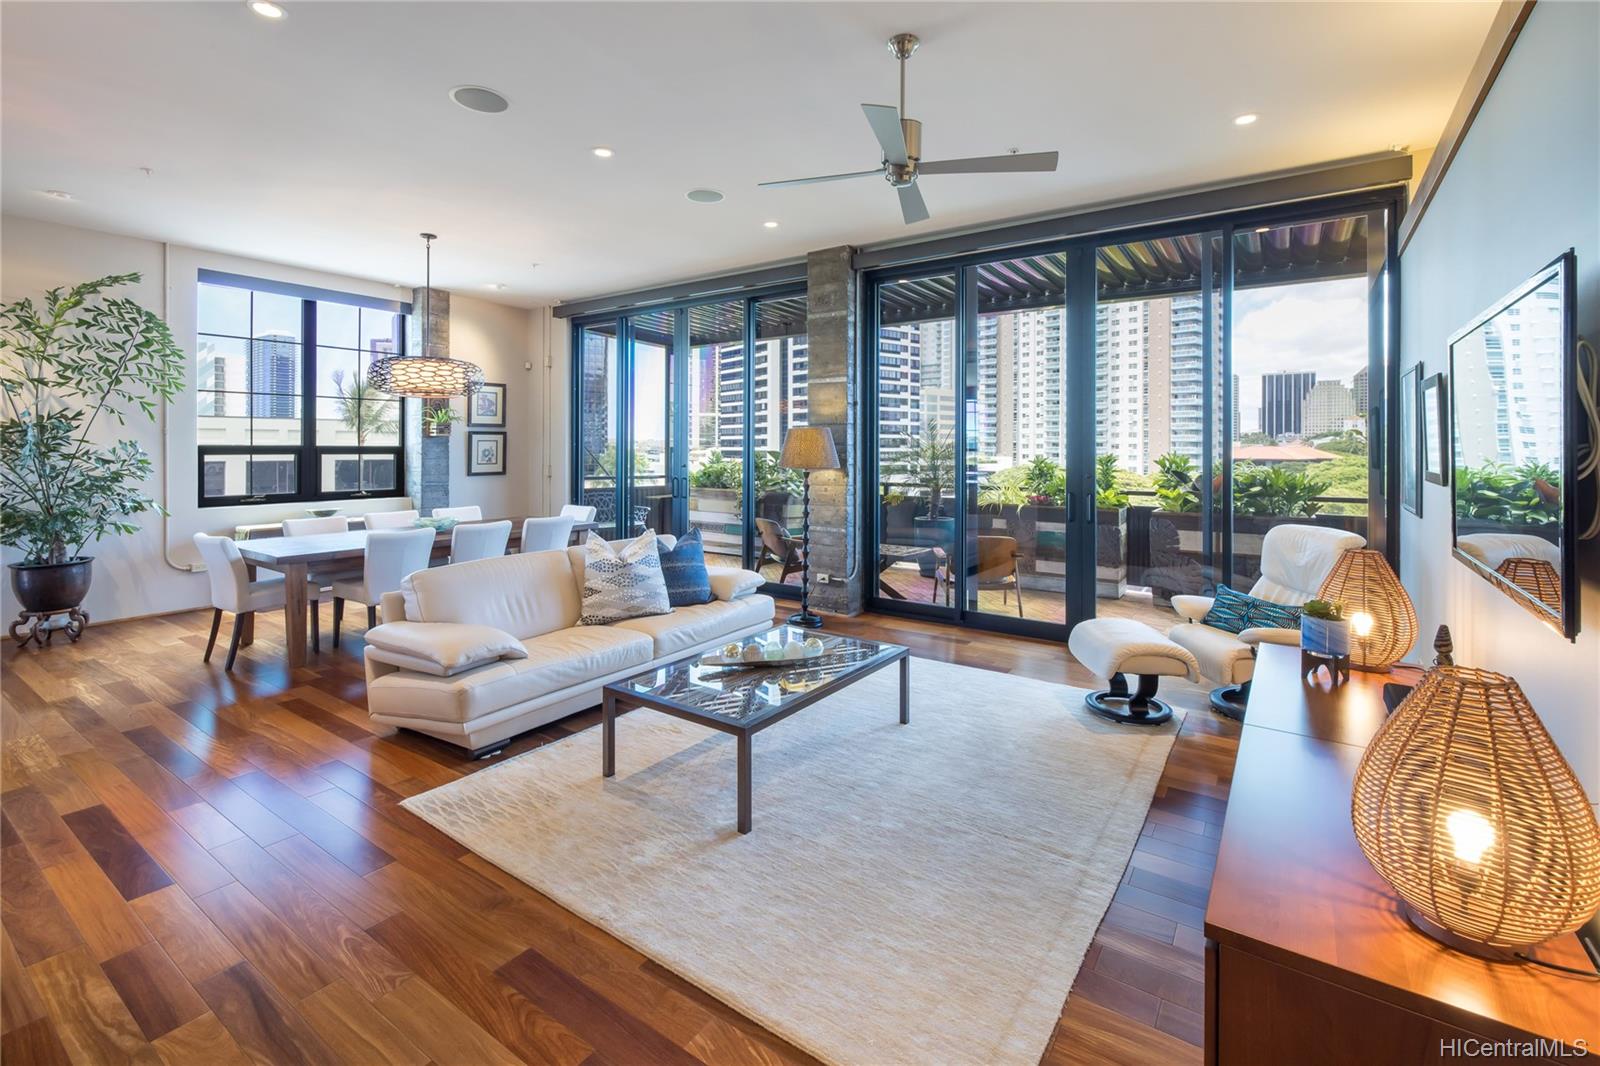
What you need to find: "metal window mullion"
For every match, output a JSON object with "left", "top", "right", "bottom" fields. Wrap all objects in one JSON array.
[
  {"left": 1220, "top": 225, "right": 1235, "bottom": 588},
  {"left": 955, "top": 265, "right": 975, "bottom": 619},
  {"left": 298, "top": 299, "right": 316, "bottom": 501},
  {"left": 741, "top": 297, "right": 757, "bottom": 571},
  {"left": 1065, "top": 246, "right": 1097, "bottom": 630},
  {"left": 617, "top": 316, "right": 633, "bottom": 538},
  {"left": 1199, "top": 235, "right": 1216, "bottom": 588}
]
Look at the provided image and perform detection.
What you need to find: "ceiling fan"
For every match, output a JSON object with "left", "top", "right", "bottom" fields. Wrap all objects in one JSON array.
[{"left": 759, "top": 33, "right": 1059, "bottom": 225}]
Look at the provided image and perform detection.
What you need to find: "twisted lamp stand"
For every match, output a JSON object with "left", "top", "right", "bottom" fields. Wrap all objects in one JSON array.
[{"left": 789, "top": 470, "right": 823, "bottom": 628}]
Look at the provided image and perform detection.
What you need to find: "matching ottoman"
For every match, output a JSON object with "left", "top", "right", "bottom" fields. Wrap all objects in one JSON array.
[{"left": 1067, "top": 618, "right": 1199, "bottom": 726}]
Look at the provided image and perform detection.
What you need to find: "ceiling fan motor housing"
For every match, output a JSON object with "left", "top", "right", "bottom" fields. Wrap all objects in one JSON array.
[{"left": 885, "top": 118, "right": 922, "bottom": 186}]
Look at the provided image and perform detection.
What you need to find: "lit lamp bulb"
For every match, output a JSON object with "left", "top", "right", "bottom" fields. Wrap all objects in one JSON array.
[
  {"left": 1350, "top": 611, "right": 1375, "bottom": 638},
  {"left": 1445, "top": 808, "right": 1495, "bottom": 865}
]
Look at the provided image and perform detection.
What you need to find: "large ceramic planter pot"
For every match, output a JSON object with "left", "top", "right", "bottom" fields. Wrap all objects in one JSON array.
[
  {"left": 912, "top": 513, "right": 954, "bottom": 575},
  {"left": 9, "top": 557, "right": 93, "bottom": 615},
  {"left": 1096, "top": 507, "right": 1128, "bottom": 599},
  {"left": 1301, "top": 615, "right": 1351, "bottom": 658}
]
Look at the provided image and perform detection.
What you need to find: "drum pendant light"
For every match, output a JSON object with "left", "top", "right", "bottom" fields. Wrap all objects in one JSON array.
[{"left": 367, "top": 233, "right": 485, "bottom": 398}]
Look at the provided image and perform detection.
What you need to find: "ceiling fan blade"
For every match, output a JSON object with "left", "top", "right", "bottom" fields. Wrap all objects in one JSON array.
[
  {"left": 861, "top": 103, "right": 908, "bottom": 166},
  {"left": 898, "top": 183, "right": 930, "bottom": 225},
  {"left": 918, "top": 151, "right": 1059, "bottom": 176},
  {"left": 759, "top": 169, "right": 882, "bottom": 188}
]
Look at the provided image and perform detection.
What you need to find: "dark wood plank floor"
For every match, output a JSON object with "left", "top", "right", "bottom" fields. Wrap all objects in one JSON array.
[{"left": 1, "top": 602, "right": 1237, "bottom": 1065}]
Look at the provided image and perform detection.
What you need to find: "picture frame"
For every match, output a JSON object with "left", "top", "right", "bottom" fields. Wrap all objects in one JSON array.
[
  {"left": 1400, "top": 362, "right": 1423, "bottom": 515},
  {"left": 466, "top": 430, "right": 505, "bottom": 477},
  {"left": 468, "top": 382, "right": 506, "bottom": 427},
  {"left": 1421, "top": 372, "right": 1448, "bottom": 487}
]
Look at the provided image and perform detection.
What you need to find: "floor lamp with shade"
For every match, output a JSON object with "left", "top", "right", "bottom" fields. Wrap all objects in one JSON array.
[{"left": 779, "top": 426, "right": 840, "bottom": 629}]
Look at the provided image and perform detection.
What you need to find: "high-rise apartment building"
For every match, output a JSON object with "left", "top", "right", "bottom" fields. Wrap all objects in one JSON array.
[
  {"left": 1301, "top": 380, "right": 1355, "bottom": 436},
  {"left": 714, "top": 336, "right": 811, "bottom": 457},
  {"left": 1260, "top": 370, "right": 1317, "bottom": 437},
  {"left": 250, "top": 332, "right": 298, "bottom": 418},
  {"left": 1351, "top": 365, "right": 1369, "bottom": 416}
]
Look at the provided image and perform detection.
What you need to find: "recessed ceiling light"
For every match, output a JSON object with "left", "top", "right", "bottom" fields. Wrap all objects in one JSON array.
[
  {"left": 591, "top": 146, "right": 615, "bottom": 159},
  {"left": 40, "top": 189, "right": 73, "bottom": 201},
  {"left": 686, "top": 188, "right": 723, "bottom": 204},
  {"left": 450, "top": 86, "right": 509, "bottom": 114},
  {"left": 1254, "top": 226, "right": 1271, "bottom": 234},
  {"left": 248, "top": 1, "right": 285, "bottom": 19},
  {"left": 762, "top": 220, "right": 780, "bottom": 229},
  {"left": 1233, "top": 113, "right": 1259, "bottom": 126}
]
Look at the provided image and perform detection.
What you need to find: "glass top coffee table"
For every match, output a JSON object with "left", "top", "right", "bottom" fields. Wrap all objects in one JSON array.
[{"left": 601, "top": 626, "right": 910, "bottom": 834}]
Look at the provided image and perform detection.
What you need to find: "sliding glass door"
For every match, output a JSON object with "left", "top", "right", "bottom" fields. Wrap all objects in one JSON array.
[
  {"left": 626, "top": 308, "right": 675, "bottom": 539},
  {"left": 571, "top": 289, "right": 808, "bottom": 594},
  {"left": 867, "top": 192, "right": 1397, "bottom": 640}
]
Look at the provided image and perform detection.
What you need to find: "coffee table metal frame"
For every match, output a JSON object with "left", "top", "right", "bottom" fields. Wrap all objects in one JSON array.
[{"left": 601, "top": 634, "right": 910, "bottom": 834}]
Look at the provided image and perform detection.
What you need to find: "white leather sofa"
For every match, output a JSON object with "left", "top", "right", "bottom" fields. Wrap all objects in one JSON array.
[
  {"left": 364, "top": 536, "right": 773, "bottom": 756},
  {"left": 1167, "top": 524, "right": 1364, "bottom": 717}
]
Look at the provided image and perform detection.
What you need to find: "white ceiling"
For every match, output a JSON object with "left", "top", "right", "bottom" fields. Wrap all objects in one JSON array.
[{"left": 2, "top": 1, "right": 1497, "bottom": 308}]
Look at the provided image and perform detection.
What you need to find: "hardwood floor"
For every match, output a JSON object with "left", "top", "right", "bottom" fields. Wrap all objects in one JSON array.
[{"left": 1, "top": 602, "right": 1238, "bottom": 1065}]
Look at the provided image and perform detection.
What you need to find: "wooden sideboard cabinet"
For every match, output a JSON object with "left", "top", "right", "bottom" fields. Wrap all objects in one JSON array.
[{"left": 1204, "top": 644, "right": 1598, "bottom": 1065}]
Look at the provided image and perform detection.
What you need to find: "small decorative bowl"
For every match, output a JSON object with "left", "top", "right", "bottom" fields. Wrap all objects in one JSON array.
[{"left": 306, "top": 507, "right": 340, "bottom": 518}]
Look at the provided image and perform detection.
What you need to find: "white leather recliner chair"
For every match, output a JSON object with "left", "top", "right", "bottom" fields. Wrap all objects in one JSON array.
[{"left": 1167, "top": 524, "right": 1365, "bottom": 718}]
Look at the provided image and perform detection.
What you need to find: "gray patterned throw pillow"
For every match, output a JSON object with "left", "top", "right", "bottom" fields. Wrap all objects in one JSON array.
[{"left": 578, "top": 531, "right": 673, "bottom": 625}]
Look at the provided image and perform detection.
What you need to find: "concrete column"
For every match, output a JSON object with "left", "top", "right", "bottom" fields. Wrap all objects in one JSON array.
[
  {"left": 804, "top": 247, "right": 863, "bottom": 616},
  {"left": 405, "top": 286, "right": 452, "bottom": 516}
]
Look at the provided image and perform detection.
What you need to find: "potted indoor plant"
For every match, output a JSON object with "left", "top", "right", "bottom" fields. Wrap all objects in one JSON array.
[
  {"left": 1300, "top": 598, "right": 1350, "bottom": 658},
  {"left": 1, "top": 273, "right": 184, "bottom": 629}
]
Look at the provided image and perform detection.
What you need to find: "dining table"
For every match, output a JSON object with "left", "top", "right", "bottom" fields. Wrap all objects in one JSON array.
[{"left": 234, "top": 517, "right": 601, "bottom": 667}]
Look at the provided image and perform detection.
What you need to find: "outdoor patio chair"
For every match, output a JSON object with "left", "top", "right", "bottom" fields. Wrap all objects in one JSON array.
[
  {"left": 931, "top": 536, "right": 1024, "bottom": 616},
  {"left": 755, "top": 518, "right": 805, "bottom": 583}
]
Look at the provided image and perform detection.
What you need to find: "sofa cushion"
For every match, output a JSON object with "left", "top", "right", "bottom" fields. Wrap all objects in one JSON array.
[
  {"left": 707, "top": 566, "right": 763, "bottom": 601},
  {"left": 365, "top": 621, "right": 526, "bottom": 677},
  {"left": 660, "top": 528, "right": 712, "bottom": 607},
  {"left": 401, "top": 549, "right": 580, "bottom": 639},
  {"left": 578, "top": 531, "right": 673, "bottom": 625},
  {"left": 367, "top": 625, "right": 652, "bottom": 725},
  {"left": 1202, "top": 584, "right": 1302, "bottom": 635},
  {"left": 611, "top": 594, "right": 775, "bottom": 659}
]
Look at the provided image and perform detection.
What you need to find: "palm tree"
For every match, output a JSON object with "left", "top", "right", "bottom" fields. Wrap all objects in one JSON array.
[
  {"left": 892, "top": 422, "right": 956, "bottom": 517},
  {"left": 330, "top": 369, "right": 398, "bottom": 445}
]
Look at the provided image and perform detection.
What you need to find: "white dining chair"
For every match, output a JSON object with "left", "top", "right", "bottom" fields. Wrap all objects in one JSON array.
[
  {"left": 363, "top": 509, "right": 419, "bottom": 530},
  {"left": 282, "top": 515, "right": 350, "bottom": 537},
  {"left": 193, "top": 533, "right": 324, "bottom": 670},
  {"left": 450, "top": 520, "right": 513, "bottom": 564},
  {"left": 330, "top": 527, "right": 436, "bottom": 646},
  {"left": 520, "top": 516, "right": 575, "bottom": 553},
  {"left": 559, "top": 504, "right": 597, "bottom": 523},
  {"left": 431, "top": 505, "right": 482, "bottom": 521}
]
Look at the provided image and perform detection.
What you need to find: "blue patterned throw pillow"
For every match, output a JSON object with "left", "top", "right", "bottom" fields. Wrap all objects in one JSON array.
[
  {"left": 659, "top": 528, "right": 713, "bottom": 607},
  {"left": 1202, "top": 584, "right": 1303, "bottom": 634}
]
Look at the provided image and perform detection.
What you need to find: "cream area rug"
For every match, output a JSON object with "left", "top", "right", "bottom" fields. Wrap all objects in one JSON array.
[{"left": 401, "top": 657, "right": 1184, "bottom": 1066}]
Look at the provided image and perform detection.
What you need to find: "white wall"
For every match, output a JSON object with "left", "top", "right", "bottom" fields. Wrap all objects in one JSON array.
[
  {"left": 1398, "top": 0, "right": 1600, "bottom": 806},
  {"left": 1, "top": 214, "right": 548, "bottom": 623}
]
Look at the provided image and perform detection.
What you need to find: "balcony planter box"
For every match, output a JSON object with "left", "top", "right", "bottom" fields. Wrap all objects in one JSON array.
[
  {"left": 688, "top": 487, "right": 743, "bottom": 559},
  {"left": 1096, "top": 506, "right": 1127, "bottom": 599}
]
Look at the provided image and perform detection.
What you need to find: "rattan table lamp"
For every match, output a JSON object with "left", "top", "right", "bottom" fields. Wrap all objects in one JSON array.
[
  {"left": 1351, "top": 666, "right": 1600, "bottom": 959},
  {"left": 1317, "top": 549, "right": 1417, "bottom": 672}
]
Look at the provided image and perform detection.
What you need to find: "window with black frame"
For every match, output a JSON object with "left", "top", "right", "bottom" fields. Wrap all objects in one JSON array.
[{"left": 196, "top": 276, "right": 406, "bottom": 505}]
